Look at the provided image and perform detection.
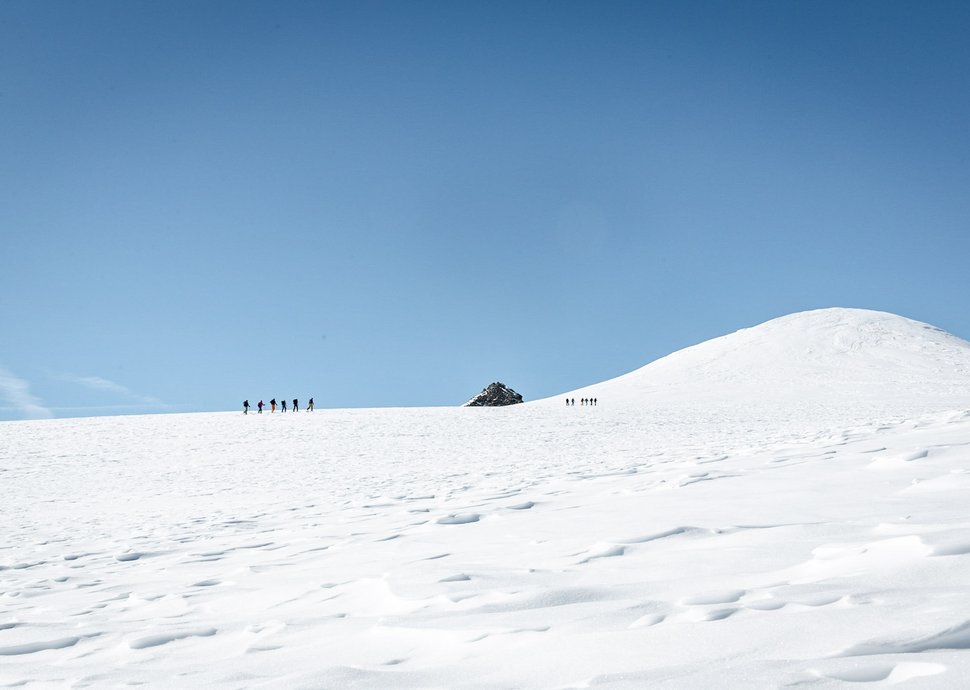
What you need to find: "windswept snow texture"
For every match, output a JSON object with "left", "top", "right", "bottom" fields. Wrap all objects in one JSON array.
[{"left": 4, "top": 308, "right": 970, "bottom": 688}]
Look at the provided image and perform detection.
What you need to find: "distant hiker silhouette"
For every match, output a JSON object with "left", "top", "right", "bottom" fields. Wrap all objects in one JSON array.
[
  {"left": 594, "top": 398, "right": 598, "bottom": 406},
  {"left": 243, "top": 400, "right": 250, "bottom": 414},
  {"left": 571, "top": 398, "right": 575, "bottom": 406},
  {"left": 565, "top": 397, "right": 569, "bottom": 406},
  {"left": 308, "top": 398, "right": 314, "bottom": 411},
  {"left": 281, "top": 399, "right": 287, "bottom": 412},
  {"left": 270, "top": 398, "right": 276, "bottom": 413},
  {"left": 257, "top": 400, "right": 264, "bottom": 413},
  {"left": 293, "top": 398, "right": 299, "bottom": 412}
]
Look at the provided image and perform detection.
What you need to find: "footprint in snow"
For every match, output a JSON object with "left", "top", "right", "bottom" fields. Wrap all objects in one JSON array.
[
  {"left": 682, "top": 607, "right": 739, "bottom": 622},
  {"left": 0, "top": 636, "right": 82, "bottom": 656},
  {"left": 903, "top": 449, "right": 930, "bottom": 461},
  {"left": 629, "top": 613, "right": 665, "bottom": 628},
  {"left": 128, "top": 628, "right": 217, "bottom": 649},
  {"left": 809, "top": 661, "right": 946, "bottom": 684},
  {"left": 681, "top": 589, "right": 745, "bottom": 605},
  {"left": 837, "top": 618, "right": 970, "bottom": 656},
  {"left": 437, "top": 514, "right": 480, "bottom": 525},
  {"left": 702, "top": 608, "right": 738, "bottom": 621},
  {"left": 928, "top": 539, "right": 970, "bottom": 556},
  {"left": 579, "top": 545, "right": 626, "bottom": 564},
  {"left": 745, "top": 598, "right": 786, "bottom": 611},
  {"left": 439, "top": 573, "right": 471, "bottom": 582}
]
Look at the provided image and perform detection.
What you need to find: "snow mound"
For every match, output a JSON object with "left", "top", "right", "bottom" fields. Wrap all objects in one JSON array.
[{"left": 557, "top": 308, "right": 970, "bottom": 412}]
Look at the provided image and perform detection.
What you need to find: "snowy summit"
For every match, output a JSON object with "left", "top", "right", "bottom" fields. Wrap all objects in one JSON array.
[
  {"left": 565, "top": 307, "right": 970, "bottom": 407},
  {"left": 3, "top": 308, "right": 970, "bottom": 688}
]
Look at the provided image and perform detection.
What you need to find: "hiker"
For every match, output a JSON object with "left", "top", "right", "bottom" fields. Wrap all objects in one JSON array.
[
  {"left": 243, "top": 400, "right": 250, "bottom": 414},
  {"left": 270, "top": 398, "right": 276, "bottom": 413},
  {"left": 293, "top": 398, "right": 299, "bottom": 412},
  {"left": 308, "top": 398, "right": 314, "bottom": 411},
  {"left": 594, "top": 398, "right": 598, "bottom": 406},
  {"left": 571, "top": 398, "right": 575, "bottom": 406},
  {"left": 565, "top": 397, "right": 569, "bottom": 406},
  {"left": 257, "top": 400, "right": 264, "bottom": 413},
  {"left": 281, "top": 399, "right": 287, "bottom": 412}
]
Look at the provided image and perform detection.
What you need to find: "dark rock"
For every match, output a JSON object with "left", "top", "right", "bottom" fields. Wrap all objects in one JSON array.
[{"left": 463, "top": 382, "right": 524, "bottom": 407}]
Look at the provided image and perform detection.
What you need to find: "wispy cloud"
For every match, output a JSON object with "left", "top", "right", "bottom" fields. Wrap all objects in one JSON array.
[
  {"left": 54, "top": 373, "right": 163, "bottom": 405},
  {"left": 0, "top": 366, "right": 53, "bottom": 419}
]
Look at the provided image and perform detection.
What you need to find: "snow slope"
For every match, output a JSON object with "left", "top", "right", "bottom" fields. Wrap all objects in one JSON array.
[
  {"left": 3, "top": 308, "right": 970, "bottom": 688},
  {"left": 563, "top": 307, "right": 970, "bottom": 405},
  {"left": 559, "top": 307, "right": 970, "bottom": 437}
]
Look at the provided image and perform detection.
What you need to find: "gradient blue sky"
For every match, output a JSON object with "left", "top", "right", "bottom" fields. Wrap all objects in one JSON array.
[{"left": 2, "top": 1, "right": 969, "bottom": 419}]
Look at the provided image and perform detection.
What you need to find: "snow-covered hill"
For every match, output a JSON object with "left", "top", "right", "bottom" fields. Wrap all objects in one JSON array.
[
  {"left": 2, "top": 309, "right": 970, "bottom": 688},
  {"left": 563, "top": 307, "right": 970, "bottom": 400},
  {"left": 556, "top": 307, "right": 970, "bottom": 429}
]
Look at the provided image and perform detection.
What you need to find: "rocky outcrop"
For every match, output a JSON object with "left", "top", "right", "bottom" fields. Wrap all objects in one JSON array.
[{"left": 463, "top": 382, "right": 524, "bottom": 407}]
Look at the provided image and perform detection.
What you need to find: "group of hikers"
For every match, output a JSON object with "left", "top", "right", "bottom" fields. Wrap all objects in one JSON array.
[
  {"left": 246, "top": 396, "right": 598, "bottom": 412},
  {"left": 243, "top": 398, "right": 314, "bottom": 414}
]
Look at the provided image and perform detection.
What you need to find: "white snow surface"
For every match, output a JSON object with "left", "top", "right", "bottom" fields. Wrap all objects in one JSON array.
[{"left": 3, "top": 308, "right": 970, "bottom": 688}]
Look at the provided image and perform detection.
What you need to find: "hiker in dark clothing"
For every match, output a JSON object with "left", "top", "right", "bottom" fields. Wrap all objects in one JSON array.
[
  {"left": 293, "top": 398, "right": 299, "bottom": 412},
  {"left": 257, "top": 400, "right": 264, "bottom": 413},
  {"left": 270, "top": 398, "right": 276, "bottom": 413},
  {"left": 281, "top": 399, "right": 287, "bottom": 412},
  {"left": 243, "top": 400, "right": 250, "bottom": 414},
  {"left": 594, "top": 398, "right": 598, "bottom": 406},
  {"left": 308, "top": 398, "right": 314, "bottom": 411}
]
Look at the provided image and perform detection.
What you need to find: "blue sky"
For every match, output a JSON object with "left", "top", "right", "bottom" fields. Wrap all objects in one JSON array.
[{"left": 2, "top": 1, "right": 969, "bottom": 419}]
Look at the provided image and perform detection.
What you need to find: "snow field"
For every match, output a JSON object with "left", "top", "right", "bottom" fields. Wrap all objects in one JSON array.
[
  {"left": 2, "top": 405, "right": 970, "bottom": 688},
  {"left": 3, "top": 308, "right": 970, "bottom": 687}
]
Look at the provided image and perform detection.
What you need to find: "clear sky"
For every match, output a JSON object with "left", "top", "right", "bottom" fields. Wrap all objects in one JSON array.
[{"left": 2, "top": 1, "right": 969, "bottom": 420}]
